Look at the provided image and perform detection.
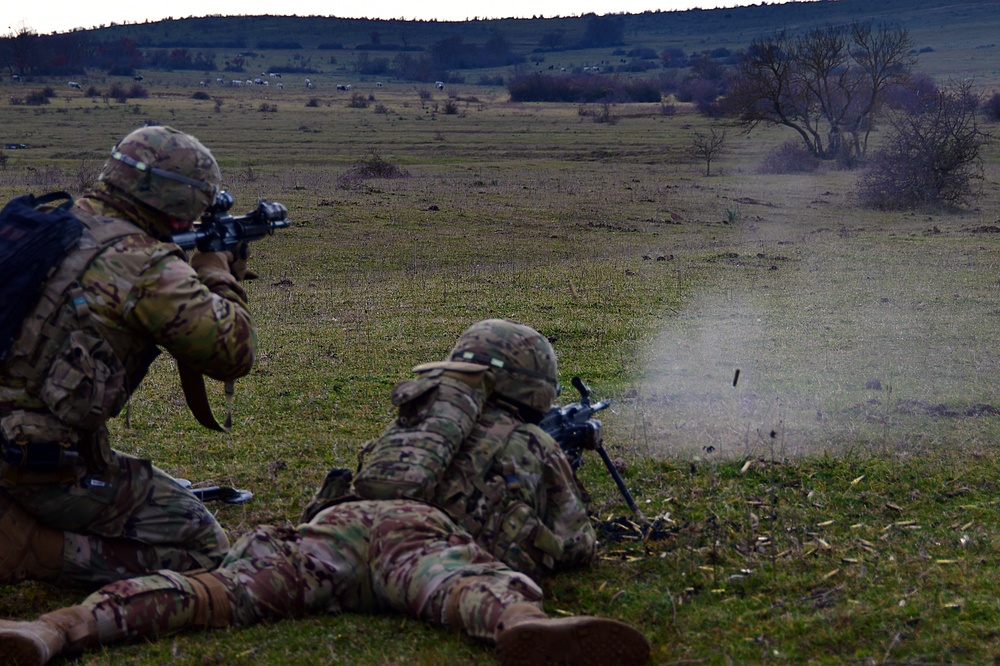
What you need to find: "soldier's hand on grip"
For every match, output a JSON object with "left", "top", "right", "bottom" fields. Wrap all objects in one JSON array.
[{"left": 228, "top": 241, "right": 258, "bottom": 281}]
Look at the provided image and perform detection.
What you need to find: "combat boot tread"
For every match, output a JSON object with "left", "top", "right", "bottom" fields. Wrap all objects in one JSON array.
[{"left": 496, "top": 614, "right": 650, "bottom": 666}]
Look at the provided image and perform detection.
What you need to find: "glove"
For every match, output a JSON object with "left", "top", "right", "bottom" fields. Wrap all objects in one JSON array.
[
  {"left": 190, "top": 243, "right": 258, "bottom": 281},
  {"left": 228, "top": 242, "right": 258, "bottom": 281}
]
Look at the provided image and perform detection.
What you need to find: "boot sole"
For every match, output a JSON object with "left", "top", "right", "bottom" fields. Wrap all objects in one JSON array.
[
  {"left": 0, "top": 623, "right": 52, "bottom": 666},
  {"left": 496, "top": 615, "right": 650, "bottom": 666}
]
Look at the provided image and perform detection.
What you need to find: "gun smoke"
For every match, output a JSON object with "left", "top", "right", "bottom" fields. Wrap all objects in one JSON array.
[{"left": 632, "top": 219, "right": 999, "bottom": 461}]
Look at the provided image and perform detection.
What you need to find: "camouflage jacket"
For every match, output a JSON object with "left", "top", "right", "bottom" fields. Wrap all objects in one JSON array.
[{"left": 0, "top": 195, "right": 257, "bottom": 426}]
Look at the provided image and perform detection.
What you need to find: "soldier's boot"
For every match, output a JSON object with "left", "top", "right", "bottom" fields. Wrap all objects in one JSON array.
[
  {"left": 0, "top": 571, "right": 232, "bottom": 666},
  {"left": 0, "top": 493, "right": 64, "bottom": 584},
  {"left": 494, "top": 602, "right": 651, "bottom": 666},
  {"left": 0, "top": 606, "right": 97, "bottom": 666}
]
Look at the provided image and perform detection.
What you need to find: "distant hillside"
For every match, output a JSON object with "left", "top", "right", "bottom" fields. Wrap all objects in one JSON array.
[
  {"left": 8, "top": 0, "right": 1000, "bottom": 86},
  {"left": 80, "top": 0, "right": 999, "bottom": 51}
]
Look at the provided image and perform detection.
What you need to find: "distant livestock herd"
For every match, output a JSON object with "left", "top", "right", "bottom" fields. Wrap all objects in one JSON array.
[{"left": 3, "top": 74, "right": 447, "bottom": 94}]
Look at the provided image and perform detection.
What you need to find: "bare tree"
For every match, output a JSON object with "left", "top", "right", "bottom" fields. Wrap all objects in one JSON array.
[
  {"left": 0, "top": 23, "right": 40, "bottom": 77},
  {"left": 727, "top": 21, "right": 914, "bottom": 164},
  {"left": 686, "top": 127, "right": 728, "bottom": 176},
  {"left": 857, "top": 81, "right": 993, "bottom": 209}
]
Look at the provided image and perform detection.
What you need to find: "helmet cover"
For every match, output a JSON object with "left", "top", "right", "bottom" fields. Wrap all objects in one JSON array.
[
  {"left": 98, "top": 125, "right": 221, "bottom": 223},
  {"left": 439, "top": 319, "right": 559, "bottom": 414}
]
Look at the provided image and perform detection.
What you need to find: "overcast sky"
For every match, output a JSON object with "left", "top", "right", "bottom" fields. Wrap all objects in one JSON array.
[{"left": 9, "top": 0, "right": 802, "bottom": 36}]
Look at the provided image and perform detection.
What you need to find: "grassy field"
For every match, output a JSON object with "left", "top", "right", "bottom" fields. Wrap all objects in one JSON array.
[{"left": 0, "top": 60, "right": 999, "bottom": 665}]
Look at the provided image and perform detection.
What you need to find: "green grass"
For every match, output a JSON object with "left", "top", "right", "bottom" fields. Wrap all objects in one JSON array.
[{"left": 0, "top": 60, "right": 998, "bottom": 665}]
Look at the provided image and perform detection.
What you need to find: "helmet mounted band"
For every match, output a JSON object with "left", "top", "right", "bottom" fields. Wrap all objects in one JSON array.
[
  {"left": 451, "top": 350, "right": 560, "bottom": 394},
  {"left": 109, "top": 149, "right": 216, "bottom": 193}
]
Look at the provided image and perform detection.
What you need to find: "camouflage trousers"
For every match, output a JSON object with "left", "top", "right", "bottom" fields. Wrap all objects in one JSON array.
[
  {"left": 1, "top": 450, "right": 228, "bottom": 587},
  {"left": 80, "top": 499, "right": 544, "bottom": 643}
]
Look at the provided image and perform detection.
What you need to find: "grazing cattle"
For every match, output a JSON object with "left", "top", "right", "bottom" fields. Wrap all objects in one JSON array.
[
  {"left": 276, "top": 83, "right": 283, "bottom": 90},
  {"left": 67, "top": 81, "right": 82, "bottom": 89},
  {"left": 133, "top": 75, "right": 143, "bottom": 82},
  {"left": 376, "top": 81, "right": 383, "bottom": 88},
  {"left": 436, "top": 81, "right": 444, "bottom": 90},
  {"left": 232, "top": 79, "right": 243, "bottom": 87},
  {"left": 11, "top": 74, "right": 20, "bottom": 82},
  {"left": 217, "top": 78, "right": 224, "bottom": 85}
]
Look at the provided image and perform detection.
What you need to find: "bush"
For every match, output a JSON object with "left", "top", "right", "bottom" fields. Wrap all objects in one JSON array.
[
  {"left": 757, "top": 141, "right": 821, "bottom": 175},
  {"left": 857, "top": 83, "right": 991, "bottom": 209},
  {"left": 348, "top": 93, "right": 369, "bottom": 109},
  {"left": 983, "top": 92, "right": 1000, "bottom": 122},
  {"left": 192, "top": 91, "right": 211, "bottom": 100},
  {"left": 508, "top": 73, "right": 659, "bottom": 103},
  {"left": 25, "top": 89, "right": 50, "bottom": 105},
  {"left": 337, "top": 150, "right": 409, "bottom": 188}
]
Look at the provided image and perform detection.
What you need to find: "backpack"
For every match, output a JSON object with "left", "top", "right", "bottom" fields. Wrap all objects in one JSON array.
[
  {"left": 353, "top": 367, "right": 487, "bottom": 502},
  {"left": 0, "top": 192, "right": 82, "bottom": 361}
]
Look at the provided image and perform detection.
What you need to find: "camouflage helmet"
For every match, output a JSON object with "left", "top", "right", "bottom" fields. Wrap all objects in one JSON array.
[
  {"left": 98, "top": 125, "right": 221, "bottom": 224},
  {"left": 433, "top": 319, "right": 559, "bottom": 415}
]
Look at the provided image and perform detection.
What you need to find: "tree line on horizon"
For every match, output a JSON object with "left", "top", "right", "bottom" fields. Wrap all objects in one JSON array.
[{"left": 2, "top": 16, "right": 997, "bottom": 211}]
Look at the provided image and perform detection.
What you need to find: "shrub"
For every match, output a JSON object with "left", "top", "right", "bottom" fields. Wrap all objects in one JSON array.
[
  {"left": 192, "top": 91, "right": 211, "bottom": 100},
  {"left": 127, "top": 84, "right": 148, "bottom": 99},
  {"left": 337, "top": 150, "right": 409, "bottom": 188},
  {"left": 983, "top": 92, "right": 1000, "bottom": 122},
  {"left": 305, "top": 98, "right": 320, "bottom": 108},
  {"left": 348, "top": 93, "right": 369, "bottom": 109},
  {"left": 757, "top": 141, "right": 821, "bottom": 175},
  {"left": 857, "top": 83, "right": 992, "bottom": 210},
  {"left": 507, "top": 73, "right": 659, "bottom": 103},
  {"left": 25, "top": 90, "right": 50, "bottom": 105},
  {"left": 107, "top": 82, "right": 128, "bottom": 102}
]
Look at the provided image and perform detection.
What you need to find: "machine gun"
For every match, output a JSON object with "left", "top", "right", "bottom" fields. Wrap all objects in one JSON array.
[
  {"left": 539, "top": 377, "right": 645, "bottom": 521},
  {"left": 170, "top": 190, "right": 290, "bottom": 253}
]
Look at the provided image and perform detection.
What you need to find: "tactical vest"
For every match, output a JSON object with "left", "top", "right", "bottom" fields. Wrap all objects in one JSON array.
[
  {"left": 349, "top": 365, "right": 565, "bottom": 576},
  {"left": 0, "top": 207, "right": 145, "bottom": 474}
]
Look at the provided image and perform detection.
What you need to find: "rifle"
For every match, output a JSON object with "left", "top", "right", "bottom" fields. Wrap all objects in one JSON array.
[
  {"left": 168, "top": 190, "right": 289, "bottom": 432},
  {"left": 176, "top": 478, "right": 253, "bottom": 504},
  {"left": 539, "top": 377, "right": 645, "bottom": 522},
  {"left": 169, "top": 190, "right": 290, "bottom": 253}
]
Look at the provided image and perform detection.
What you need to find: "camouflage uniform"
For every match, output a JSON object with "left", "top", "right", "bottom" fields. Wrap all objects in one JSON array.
[
  {"left": 60, "top": 385, "right": 593, "bottom": 643},
  {"left": 0, "top": 321, "right": 649, "bottom": 666},
  {"left": 0, "top": 126, "right": 255, "bottom": 587}
]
